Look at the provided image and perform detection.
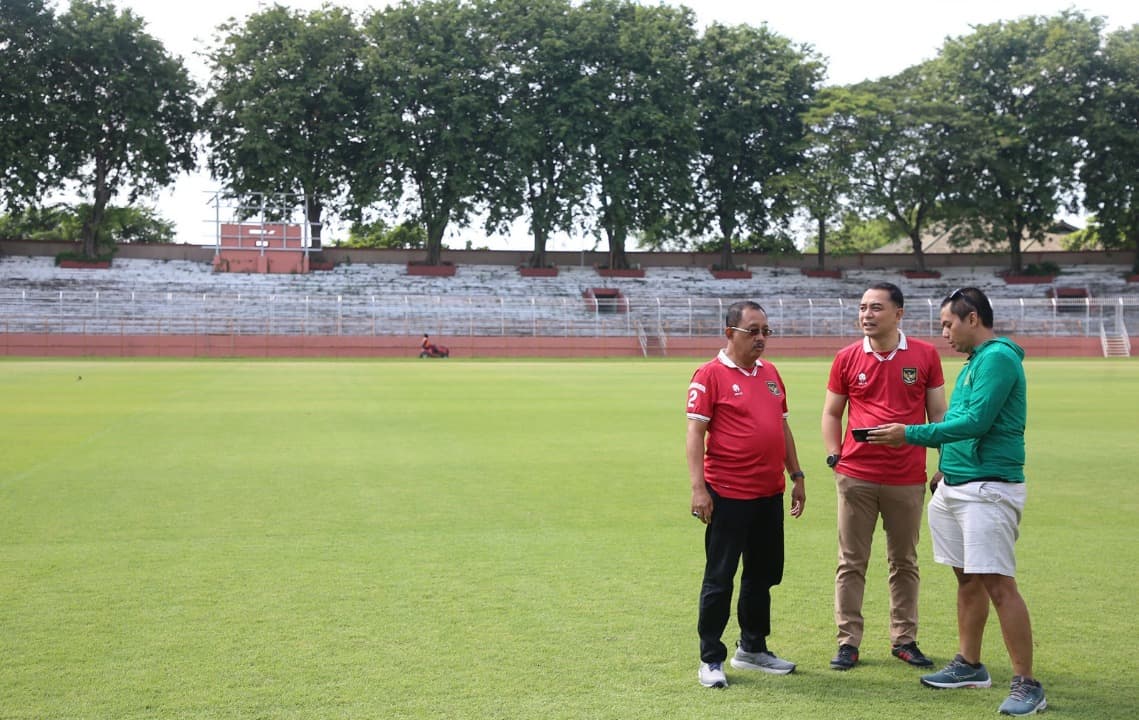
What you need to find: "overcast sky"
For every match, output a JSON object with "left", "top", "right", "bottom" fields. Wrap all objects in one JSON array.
[{"left": 103, "top": 0, "right": 1139, "bottom": 249}]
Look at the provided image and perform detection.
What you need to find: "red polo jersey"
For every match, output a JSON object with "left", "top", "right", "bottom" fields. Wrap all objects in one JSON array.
[
  {"left": 827, "top": 333, "right": 944, "bottom": 485},
  {"left": 687, "top": 350, "right": 789, "bottom": 500}
]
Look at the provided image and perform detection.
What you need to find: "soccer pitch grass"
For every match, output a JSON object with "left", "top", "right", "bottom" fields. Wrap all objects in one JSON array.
[{"left": 2, "top": 358, "right": 1136, "bottom": 719}]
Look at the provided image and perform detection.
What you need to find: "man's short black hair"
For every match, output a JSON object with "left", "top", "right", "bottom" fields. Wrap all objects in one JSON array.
[
  {"left": 867, "top": 282, "right": 904, "bottom": 308},
  {"left": 725, "top": 301, "right": 766, "bottom": 328},
  {"left": 942, "top": 287, "right": 994, "bottom": 328}
]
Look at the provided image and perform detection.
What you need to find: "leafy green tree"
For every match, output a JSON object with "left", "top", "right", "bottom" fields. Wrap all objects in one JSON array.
[
  {"left": 936, "top": 12, "right": 1103, "bottom": 273},
  {"left": 0, "top": 204, "right": 79, "bottom": 240},
  {"left": 804, "top": 212, "right": 897, "bottom": 255},
  {"left": 0, "top": 203, "right": 173, "bottom": 243},
  {"left": 205, "top": 4, "right": 365, "bottom": 250},
  {"left": 0, "top": 0, "right": 61, "bottom": 207},
  {"left": 692, "top": 231, "right": 799, "bottom": 256},
  {"left": 577, "top": 0, "right": 698, "bottom": 269},
  {"left": 1061, "top": 220, "right": 1102, "bottom": 251},
  {"left": 846, "top": 64, "right": 962, "bottom": 271},
  {"left": 50, "top": 0, "right": 197, "bottom": 258},
  {"left": 343, "top": 219, "right": 426, "bottom": 249},
  {"left": 480, "top": 0, "right": 593, "bottom": 268},
  {"left": 1080, "top": 25, "right": 1139, "bottom": 271},
  {"left": 790, "top": 87, "right": 859, "bottom": 270},
  {"left": 101, "top": 205, "right": 176, "bottom": 243},
  {"left": 689, "top": 22, "right": 821, "bottom": 270},
  {"left": 359, "top": 0, "right": 502, "bottom": 266}
]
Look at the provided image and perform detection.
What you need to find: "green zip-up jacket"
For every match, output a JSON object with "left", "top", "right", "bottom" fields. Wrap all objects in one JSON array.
[{"left": 904, "top": 337, "right": 1026, "bottom": 485}]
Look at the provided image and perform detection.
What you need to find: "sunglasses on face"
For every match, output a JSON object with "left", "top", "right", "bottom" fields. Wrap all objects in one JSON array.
[{"left": 729, "top": 326, "right": 774, "bottom": 337}]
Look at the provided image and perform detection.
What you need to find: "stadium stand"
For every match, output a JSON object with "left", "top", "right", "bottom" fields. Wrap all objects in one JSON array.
[{"left": 1, "top": 256, "right": 1136, "bottom": 356}]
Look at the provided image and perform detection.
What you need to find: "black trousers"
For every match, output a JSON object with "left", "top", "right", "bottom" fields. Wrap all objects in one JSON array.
[{"left": 698, "top": 488, "right": 785, "bottom": 663}]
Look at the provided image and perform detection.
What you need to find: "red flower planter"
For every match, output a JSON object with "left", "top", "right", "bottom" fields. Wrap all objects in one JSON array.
[
  {"left": 710, "top": 269, "right": 752, "bottom": 279},
  {"left": 1001, "top": 274, "right": 1055, "bottom": 284},
  {"left": 407, "top": 262, "right": 456, "bottom": 277},
  {"left": 58, "top": 259, "right": 112, "bottom": 269}
]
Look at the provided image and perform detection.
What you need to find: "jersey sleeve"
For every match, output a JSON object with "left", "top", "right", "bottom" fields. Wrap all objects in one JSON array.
[
  {"left": 686, "top": 366, "right": 714, "bottom": 422},
  {"left": 927, "top": 346, "right": 946, "bottom": 388},
  {"left": 826, "top": 350, "right": 849, "bottom": 395},
  {"left": 771, "top": 364, "right": 790, "bottom": 418}
]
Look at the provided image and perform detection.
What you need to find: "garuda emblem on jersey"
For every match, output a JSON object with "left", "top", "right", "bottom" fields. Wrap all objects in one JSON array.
[
  {"left": 902, "top": 367, "right": 918, "bottom": 385},
  {"left": 766, "top": 380, "right": 781, "bottom": 396}
]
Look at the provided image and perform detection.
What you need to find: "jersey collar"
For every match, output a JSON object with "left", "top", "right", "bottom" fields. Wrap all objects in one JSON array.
[
  {"left": 717, "top": 348, "right": 762, "bottom": 376},
  {"left": 862, "top": 330, "right": 909, "bottom": 362}
]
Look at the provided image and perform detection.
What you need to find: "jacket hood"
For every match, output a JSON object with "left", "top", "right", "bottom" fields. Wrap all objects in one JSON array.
[{"left": 987, "top": 336, "right": 1025, "bottom": 360}]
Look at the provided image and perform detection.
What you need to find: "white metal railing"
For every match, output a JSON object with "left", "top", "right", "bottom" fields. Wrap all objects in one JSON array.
[
  {"left": 3, "top": 290, "right": 1139, "bottom": 338},
  {"left": 635, "top": 319, "right": 648, "bottom": 357}
]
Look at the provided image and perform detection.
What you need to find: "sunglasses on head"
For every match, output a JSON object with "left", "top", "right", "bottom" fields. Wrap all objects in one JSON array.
[{"left": 946, "top": 287, "right": 977, "bottom": 313}]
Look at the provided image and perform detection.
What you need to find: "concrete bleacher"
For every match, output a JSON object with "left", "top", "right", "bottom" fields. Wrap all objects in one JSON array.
[
  {"left": 1, "top": 255, "right": 1136, "bottom": 338},
  {"left": 3, "top": 254, "right": 1135, "bottom": 297}
]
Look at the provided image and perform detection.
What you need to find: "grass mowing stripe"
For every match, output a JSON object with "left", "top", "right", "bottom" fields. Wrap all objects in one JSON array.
[{"left": 1, "top": 358, "right": 1135, "bottom": 719}]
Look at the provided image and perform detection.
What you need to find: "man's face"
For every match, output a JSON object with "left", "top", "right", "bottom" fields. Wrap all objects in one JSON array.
[
  {"left": 940, "top": 305, "right": 976, "bottom": 354},
  {"left": 725, "top": 307, "right": 770, "bottom": 366},
  {"left": 859, "top": 289, "right": 902, "bottom": 340}
]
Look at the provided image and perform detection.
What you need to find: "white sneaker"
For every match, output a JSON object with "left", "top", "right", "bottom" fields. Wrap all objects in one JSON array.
[
  {"left": 730, "top": 647, "right": 796, "bottom": 675},
  {"left": 698, "top": 661, "right": 728, "bottom": 688}
]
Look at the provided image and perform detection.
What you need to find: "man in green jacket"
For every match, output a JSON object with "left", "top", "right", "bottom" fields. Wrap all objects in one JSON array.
[{"left": 871, "top": 287, "right": 1045, "bottom": 717}]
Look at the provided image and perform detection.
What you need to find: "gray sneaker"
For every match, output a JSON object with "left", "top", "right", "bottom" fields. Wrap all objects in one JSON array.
[
  {"left": 999, "top": 675, "right": 1047, "bottom": 716},
  {"left": 920, "top": 654, "right": 992, "bottom": 689},
  {"left": 730, "top": 645, "right": 796, "bottom": 675}
]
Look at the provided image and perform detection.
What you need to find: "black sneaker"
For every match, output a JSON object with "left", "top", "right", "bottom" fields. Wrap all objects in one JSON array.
[
  {"left": 892, "top": 641, "right": 934, "bottom": 667},
  {"left": 830, "top": 643, "right": 859, "bottom": 670}
]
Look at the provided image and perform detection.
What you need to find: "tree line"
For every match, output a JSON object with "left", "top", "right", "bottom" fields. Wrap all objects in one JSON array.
[{"left": 2, "top": 0, "right": 1136, "bottom": 272}]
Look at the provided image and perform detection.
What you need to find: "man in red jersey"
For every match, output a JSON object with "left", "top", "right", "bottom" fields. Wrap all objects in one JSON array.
[
  {"left": 821, "top": 282, "right": 946, "bottom": 671},
  {"left": 687, "top": 300, "right": 806, "bottom": 689}
]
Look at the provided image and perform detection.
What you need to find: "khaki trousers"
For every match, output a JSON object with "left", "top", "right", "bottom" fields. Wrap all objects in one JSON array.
[{"left": 834, "top": 473, "right": 925, "bottom": 648}]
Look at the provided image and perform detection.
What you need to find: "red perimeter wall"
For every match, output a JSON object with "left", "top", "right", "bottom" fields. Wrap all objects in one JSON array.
[{"left": 0, "top": 333, "right": 1117, "bottom": 358}]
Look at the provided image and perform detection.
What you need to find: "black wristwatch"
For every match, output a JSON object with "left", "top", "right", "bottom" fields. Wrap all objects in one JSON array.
[{"left": 826, "top": 453, "right": 841, "bottom": 468}]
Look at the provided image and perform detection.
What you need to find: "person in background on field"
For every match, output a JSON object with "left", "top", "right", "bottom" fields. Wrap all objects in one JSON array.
[
  {"left": 821, "top": 282, "right": 946, "bottom": 671},
  {"left": 870, "top": 287, "right": 1045, "bottom": 717},
  {"left": 686, "top": 300, "right": 806, "bottom": 689},
  {"left": 420, "top": 334, "right": 449, "bottom": 358}
]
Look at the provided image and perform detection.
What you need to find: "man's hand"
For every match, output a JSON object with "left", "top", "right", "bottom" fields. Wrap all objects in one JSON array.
[
  {"left": 789, "top": 479, "right": 805, "bottom": 518},
  {"left": 868, "top": 422, "right": 908, "bottom": 447},
  {"left": 929, "top": 471, "right": 943, "bottom": 495},
  {"left": 691, "top": 485, "right": 713, "bottom": 525}
]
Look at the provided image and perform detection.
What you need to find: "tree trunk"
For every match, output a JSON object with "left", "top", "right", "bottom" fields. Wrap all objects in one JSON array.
[
  {"left": 909, "top": 231, "right": 927, "bottom": 271},
  {"left": 816, "top": 216, "right": 827, "bottom": 270},
  {"left": 606, "top": 227, "right": 629, "bottom": 269},
  {"left": 719, "top": 237, "right": 734, "bottom": 271},
  {"left": 424, "top": 215, "right": 448, "bottom": 266},
  {"left": 1007, "top": 226, "right": 1023, "bottom": 274},
  {"left": 305, "top": 195, "right": 323, "bottom": 251},
  {"left": 81, "top": 160, "right": 111, "bottom": 258},
  {"left": 528, "top": 225, "right": 549, "bottom": 268},
  {"left": 80, "top": 205, "right": 105, "bottom": 259},
  {"left": 718, "top": 216, "right": 736, "bottom": 270}
]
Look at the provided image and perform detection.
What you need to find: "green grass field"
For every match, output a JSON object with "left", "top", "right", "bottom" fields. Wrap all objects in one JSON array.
[{"left": 2, "top": 357, "right": 1137, "bottom": 719}]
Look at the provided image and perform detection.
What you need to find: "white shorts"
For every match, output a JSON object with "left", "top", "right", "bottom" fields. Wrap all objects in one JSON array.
[{"left": 927, "top": 481, "right": 1026, "bottom": 577}]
